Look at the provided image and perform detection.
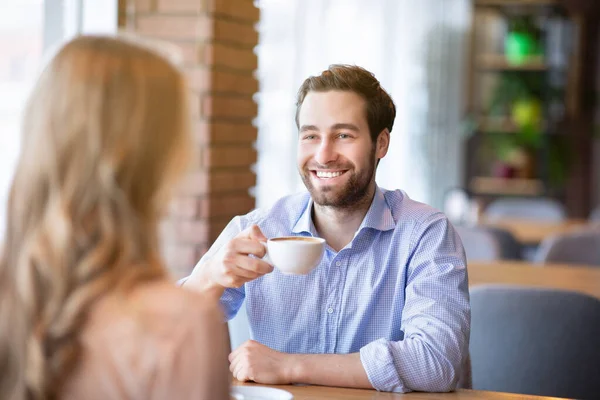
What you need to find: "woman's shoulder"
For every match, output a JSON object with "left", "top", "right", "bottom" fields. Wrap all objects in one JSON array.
[
  {"left": 131, "top": 279, "right": 219, "bottom": 318},
  {"left": 63, "top": 280, "right": 230, "bottom": 399},
  {"left": 90, "top": 279, "right": 222, "bottom": 339}
]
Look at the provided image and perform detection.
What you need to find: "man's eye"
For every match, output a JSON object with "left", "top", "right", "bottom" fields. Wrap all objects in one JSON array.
[
  {"left": 302, "top": 135, "right": 316, "bottom": 140},
  {"left": 338, "top": 133, "right": 351, "bottom": 139}
]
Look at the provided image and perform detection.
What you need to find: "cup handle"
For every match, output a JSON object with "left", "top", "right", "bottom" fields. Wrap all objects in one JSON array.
[{"left": 260, "top": 241, "right": 273, "bottom": 265}]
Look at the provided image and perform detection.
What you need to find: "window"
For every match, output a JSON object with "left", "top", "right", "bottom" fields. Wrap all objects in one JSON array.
[
  {"left": 0, "top": 1, "right": 43, "bottom": 240},
  {"left": 254, "top": 0, "right": 472, "bottom": 209},
  {"left": 0, "top": 0, "right": 117, "bottom": 240}
]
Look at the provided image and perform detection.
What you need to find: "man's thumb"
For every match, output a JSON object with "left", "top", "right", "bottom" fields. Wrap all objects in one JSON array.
[{"left": 247, "top": 224, "right": 267, "bottom": 242}]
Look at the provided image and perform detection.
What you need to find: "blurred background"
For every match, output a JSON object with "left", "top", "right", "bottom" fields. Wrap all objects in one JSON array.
[
  {"left": 0, "top": 0, "right": 599, "bottom": 275},
  {"left": 3, "top": 3, "right": 600, "bottom": 397}
]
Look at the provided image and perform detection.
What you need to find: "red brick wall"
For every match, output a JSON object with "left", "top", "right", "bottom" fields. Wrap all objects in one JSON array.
[{"left": 119, "top": 0, "right": 259, "bottom": 278}]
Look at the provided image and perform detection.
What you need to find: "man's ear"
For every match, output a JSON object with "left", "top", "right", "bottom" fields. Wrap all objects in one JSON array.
[{"left": 376, "top": 129, "right": 390, "bottom": 159}]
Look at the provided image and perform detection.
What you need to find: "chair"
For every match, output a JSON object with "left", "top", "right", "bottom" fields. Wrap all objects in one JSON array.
[
  {"left": 470, "top": 285, "right": 600, "bottom": 399},
  {"left": 485, "top": 198, "right": 566, "bottom": 222},
  {"left": 482, "top": 226, "right": 523, "bottom": 260},
  {"left": 455, "top": 225, "right": 522, "bottom": 261},
  {"left": 590, "top": 206, "right": 600, "bottom": 222},
  {"left": 535, "top": 228, "right": 600, "bottom": 266},
  {"left": 455, "top": 226, "right": 501, "bottom": 261}
]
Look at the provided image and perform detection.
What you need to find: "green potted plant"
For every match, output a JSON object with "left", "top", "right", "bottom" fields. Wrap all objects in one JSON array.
[
  {"left": 505, "top": 15, "right": 543, "bottom": 65},
  {"left": 483, "top": 71, "right": 570, "bottom": 188},
  {"left": 485, "top": 72, "right": 544, "bottom": 179}
]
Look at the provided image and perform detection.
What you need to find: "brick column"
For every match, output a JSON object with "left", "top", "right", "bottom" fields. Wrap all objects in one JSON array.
[{"left": 119, "top": 0, "right": 259, "bottom": 278}]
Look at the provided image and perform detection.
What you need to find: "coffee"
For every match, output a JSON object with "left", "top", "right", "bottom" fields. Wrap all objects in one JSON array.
[{"left": 269, "top": 236, "right": 321, "bottom": 243}]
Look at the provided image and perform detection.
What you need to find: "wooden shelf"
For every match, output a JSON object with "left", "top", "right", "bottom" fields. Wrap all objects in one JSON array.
[
  {"left": 477, "top": 117, "right": 519, "bottom": 133},
  {"left": 476, "top": 54, "right": 548, "bottom": 71},
  {"left": 470, "top": 177, "right": 544, "bottom": 196},
  {"left": 476, "top": 116, "right": 548, "bottom": 134},
  {"left": 475, "top": 0, "right": 559, "bottom": 7}
]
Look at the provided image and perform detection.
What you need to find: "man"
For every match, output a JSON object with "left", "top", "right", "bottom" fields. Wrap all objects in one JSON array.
[{"left": 183, "top": 65, "right": 470, "bottom": 393}]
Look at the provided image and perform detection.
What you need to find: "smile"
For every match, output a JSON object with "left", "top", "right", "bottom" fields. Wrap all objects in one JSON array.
[{"left": 314, "top": 170, "right": 345, "bottom": 179}]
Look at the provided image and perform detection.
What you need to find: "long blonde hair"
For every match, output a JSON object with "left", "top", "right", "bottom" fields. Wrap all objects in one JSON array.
[{"left": 0, "top": 35, "right": 192, "bottom": 399}]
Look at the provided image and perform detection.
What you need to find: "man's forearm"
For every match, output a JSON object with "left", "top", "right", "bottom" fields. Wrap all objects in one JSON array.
[{"left": 287, "top": 353, "right": 372, "bottom": 389}]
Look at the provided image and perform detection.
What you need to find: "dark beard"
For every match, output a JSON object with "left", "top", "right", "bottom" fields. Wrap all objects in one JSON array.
[{"left": 300, "top": 148, "right": 376, "bottom": 210}]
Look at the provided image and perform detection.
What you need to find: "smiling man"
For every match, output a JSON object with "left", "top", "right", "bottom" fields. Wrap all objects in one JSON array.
[{"left": 183, "top": 65, "right": 470, "bottom": 393}]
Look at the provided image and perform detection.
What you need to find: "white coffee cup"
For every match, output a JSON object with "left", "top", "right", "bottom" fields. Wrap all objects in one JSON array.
[{"left": 264, "top": 236, "right": 326, "bottom": 275}]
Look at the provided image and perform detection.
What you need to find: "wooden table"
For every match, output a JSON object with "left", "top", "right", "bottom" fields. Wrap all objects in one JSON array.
[
  {"left": 233, "top": 381, "right": 566, "bottom": 399},
  {"left": 468, "top": 260, "right": 600, "bottom": 299},
  {"left": 480, "top": 218, "right": 590, "bottom": 245}
]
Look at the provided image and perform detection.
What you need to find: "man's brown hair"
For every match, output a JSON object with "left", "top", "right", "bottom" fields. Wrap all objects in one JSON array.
[{"left": 295, "top": 64, "right": 396, "bottom": 142}]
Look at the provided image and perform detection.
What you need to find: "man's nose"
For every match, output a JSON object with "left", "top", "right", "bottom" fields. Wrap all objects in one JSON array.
[{"left": 314, "top": 139, "right": 337, "bottom": 165}]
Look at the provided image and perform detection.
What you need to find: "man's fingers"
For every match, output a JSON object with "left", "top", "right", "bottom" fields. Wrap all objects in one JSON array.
[
  {"left": 230, "top": 343, "right": 254, "bottom": 382},
  {"left": 237, "top": 224, "right": 266, "bottom": 241},
  {"left": 223, "top": 254, "right": 272, "bottom": 278},
  {"left": 214, "top": 227, "right": 271, "bottom": 288},
  {"left": 229, "top": 341, "right": 247, "bottom": 362},
  {"left": 228, "top": 238, "right": 267, "bottom": 258},
  {"left": 236, "top": 256, "right": 274, "bottom": 275},
  {"left": 248, "top": 225, "right": 268, "bottom": 242},
  {"left": 230, "top": 350, "right": 247, "bottom": 381},
  {"left": 232, "top": 361, "right": 244, "bottom": 381},
  {"left": 218, "top": 256, "right": 272, "bottom": 288},
  {"left": 229, "top": 265, "right": 260, "bottom": 280},
  {"left": 236, "top": 367, "right": 249, "bottom": 382},
  {"left": 229, "top": 356, "right": 242, "bottom": 379}
]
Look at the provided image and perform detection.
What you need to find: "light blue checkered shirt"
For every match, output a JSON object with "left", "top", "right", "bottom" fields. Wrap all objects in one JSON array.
[{"left": 190, "top": 187, "right": 470, "bottom": 393}]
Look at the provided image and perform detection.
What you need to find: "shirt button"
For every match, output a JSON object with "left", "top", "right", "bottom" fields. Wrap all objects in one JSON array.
[
  {"left": 327, "top": 307, "right": 334, "bottom": 314},
  {"left": 335, "top": 261, "right": 341, "bottom": 267}
]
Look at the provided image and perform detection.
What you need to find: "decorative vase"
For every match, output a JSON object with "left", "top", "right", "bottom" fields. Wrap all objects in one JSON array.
[
  {"left": 506, "top": 147, "right": 536, "bottom": 179},
  {"left": 493, "top": 161, "right": 516, "bottom": 179},
  {"left": 505, "top": 31, "right": 536, "bottom": 65}
]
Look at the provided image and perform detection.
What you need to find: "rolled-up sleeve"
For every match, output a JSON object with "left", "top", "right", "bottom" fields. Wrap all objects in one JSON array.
[{"left": 360, "top": 214, "right": 470, "bottom": 392}]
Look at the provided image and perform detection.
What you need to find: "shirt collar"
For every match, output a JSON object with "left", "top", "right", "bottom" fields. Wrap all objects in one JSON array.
[
  {"left": 292, "top": 186, "right": 396, "bottom": 236},
  {"left": 292, "top": 196, "right": 318, "bottom": 236},
  {"left": 359, "top": 186, "right": 396, "bottom": 232}
]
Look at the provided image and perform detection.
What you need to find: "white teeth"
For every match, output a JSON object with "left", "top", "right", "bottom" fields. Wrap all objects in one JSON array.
[{"left": 316, "top": 171, "right": 343, "bottom": 178}]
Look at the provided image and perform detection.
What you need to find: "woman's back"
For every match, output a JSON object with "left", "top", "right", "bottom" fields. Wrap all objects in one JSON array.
[{"left": 61, "top": 280, "right": 230, "bottom": 400}]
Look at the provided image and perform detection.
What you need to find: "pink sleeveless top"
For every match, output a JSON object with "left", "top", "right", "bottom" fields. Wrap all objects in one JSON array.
[{"left": 60, "top": 281, "right": 231, "bottom": 399}]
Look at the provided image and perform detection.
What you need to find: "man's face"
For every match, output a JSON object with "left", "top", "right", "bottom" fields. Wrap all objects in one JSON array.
[{"left": 297, "top": 90, "right": 388, "bottom": 209}]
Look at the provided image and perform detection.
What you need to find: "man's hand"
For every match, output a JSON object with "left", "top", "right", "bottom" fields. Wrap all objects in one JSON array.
[
  {"left": 229, "top": 341, "right": 372, "bottom": 389},
  {"left": 229, "top": 340, "right": 294, "bottom": 385},
  {"left": 185, "top": 225, "right": 274, "bottom": 298}
]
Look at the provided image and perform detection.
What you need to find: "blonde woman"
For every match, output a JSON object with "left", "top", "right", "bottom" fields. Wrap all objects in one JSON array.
[{"left": 0, "top": 36, "right": 230, "bottom": 399}]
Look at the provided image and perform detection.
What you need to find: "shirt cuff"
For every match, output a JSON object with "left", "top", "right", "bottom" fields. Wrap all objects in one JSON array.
[{"left": 360, "top": 338, "right": 408, "bottom": 393}]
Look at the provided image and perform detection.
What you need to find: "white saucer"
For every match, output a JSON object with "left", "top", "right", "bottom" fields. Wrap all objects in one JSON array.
[{"left": 231, "top": 385, "right": 294, "bottom": 400}]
